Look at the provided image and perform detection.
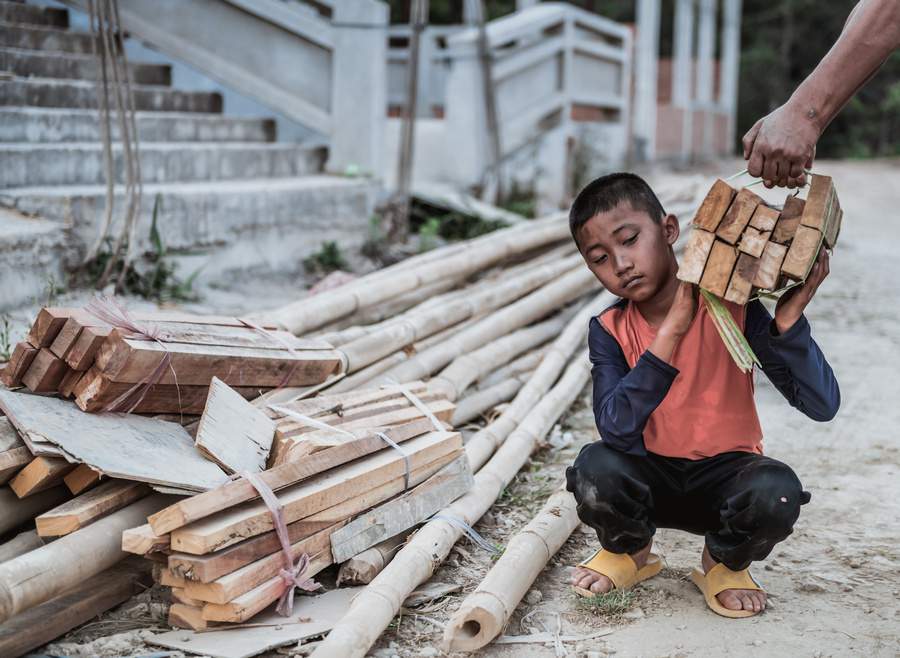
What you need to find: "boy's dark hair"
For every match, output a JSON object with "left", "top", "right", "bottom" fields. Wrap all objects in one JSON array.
[{"left": 569, "top": 173, "right": 666, "bottom": 247}]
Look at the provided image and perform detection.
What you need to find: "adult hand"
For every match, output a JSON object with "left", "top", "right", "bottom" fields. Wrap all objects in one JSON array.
[
  {"left": 774, "top": 247, "right": 830, "bottom": 334},
  {"left": 742, "top": 101, "right": 820, "bottom": 189}
]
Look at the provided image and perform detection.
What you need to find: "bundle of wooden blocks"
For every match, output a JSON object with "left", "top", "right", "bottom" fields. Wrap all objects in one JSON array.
[
  {"left": 678, "top": 174, "right": 842, "bottom": 304},
  {"left": 0, "top": 307, "right": 343, "bottom": 414},
  {"left": 123, "top": 382, "right": 470, "bottom": 630}
]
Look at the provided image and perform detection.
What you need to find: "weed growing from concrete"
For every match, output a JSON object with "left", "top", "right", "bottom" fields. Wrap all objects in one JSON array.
[{"left": 304, "top": 241, "right": 348, "bottom": 275}]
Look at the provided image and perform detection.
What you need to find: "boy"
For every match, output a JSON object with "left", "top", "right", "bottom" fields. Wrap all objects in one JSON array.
[{"left": 565, "top": 173, "right": 840, "bottom": 618}]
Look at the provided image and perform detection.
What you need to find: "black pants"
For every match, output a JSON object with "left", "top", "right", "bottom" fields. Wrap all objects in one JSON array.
[{"left": 565, "top": 442, "right": 811, "bottom": 571}]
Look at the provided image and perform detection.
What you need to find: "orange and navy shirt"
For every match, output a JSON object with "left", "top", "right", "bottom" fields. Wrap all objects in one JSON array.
[{"left": 588, "top": 298, "right": 840, "bottom": 460}]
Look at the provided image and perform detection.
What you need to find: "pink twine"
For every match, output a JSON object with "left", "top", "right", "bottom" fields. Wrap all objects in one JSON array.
[
  {"left": 240, "top": 470, "right": 321, "bottom": 616},
  {"left": 84, "top": 296, "right": 181, "bottom": 413}
]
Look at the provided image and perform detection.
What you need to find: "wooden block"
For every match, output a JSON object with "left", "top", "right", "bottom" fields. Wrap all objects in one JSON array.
[
  {"left": 737, "top": 226, "right": 771, "bottom": 258},
  {"left": 691, "top": 179, "right": 736, "bottom": 232},
  {"left": 799, "top": 174, "right": 833, "bottom": 231},
  {"left": 63, "top": 463, "right": 104, "bottom": 495},
  {"left": 0, "top": 446, "right": 32, "bottom": 485},
  {"left": 195, "top": 378, "right": 275, "bottom": 475},
  {"left": 0, "top": 343, "right": 39, "bottom": 388},
  {"left": 122, "top": 523, "right": 170, "bottom": 555},
  {"left": 26, "top": 308, "right": 72, "bottom": 348},
  {"left": 715, "top": 188, "right": 761, "bottom": 244},
  {"left": 49, "top": 318, "right": 85, "bottom": 359},
  {"left": 169, "top": 431, "right": 462, "bottom": 555},
  {"left": 676, "top": 229, "right": 717, "bottom": 284},
  {"left": 36, "top": 479, "right": 149, "bottom": 537},
  {"left": 699, "top": 241, "right": 739, "bottom": 297},
  {"left": 752, "top": 241, "right": 789, "bottom": 290},
  {"left": 21, "top": 349, "right": 67, "bottom": 392},
  {"left": 58, "top": 368, "right": 83, "bottom": 398},
  {"left": 825, "top": 207, "right": 843, "bottom": 249},
  {"left": 158, "top": 565, "right": 189, "bottom": 589},
  {"left": 169, "top": 603, "right": 212, "bottom": 630},
  {"left": 724, "top": 253, "right": 761, "bottom": 305},
  {"left": 9, "top": 456, "right": 75, "bottom": 498},
  {"left": 65, "top": 326, "right": 112, "bottom": 371},
  {"left": 171, "top": 588, "right": 205, "bottom": 608},
  {"left": 772, "top": 196, "right": 805, "bottom": 244},
  {"left": 781, "top": 225, "right": 823, "bottom": 281},
  {"left": 748, "top": 204, "right": 780, "bottom": 232}
]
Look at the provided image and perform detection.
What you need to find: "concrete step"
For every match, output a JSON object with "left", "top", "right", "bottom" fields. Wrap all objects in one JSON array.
[
  {"left": 0, "top": 142, "right": 327, "bottom": 187},
  {"left": 0, "top": 21, "right": 96, "bottom": 54},
  {"left": 0, "top": 207, "right": 70, "bottom": 310},
  {"left": 0, "top": 47, "right": 171, "bottom": 84},
  {"left": 0, "top": 77, "right": 222, "bottom": 112},
  {"left": 0, "top": 176, "right": 376, "bottom": 281},
  {"left": 0, "top": 1, "right": 68, "bottom": 28},
  {"left": 0, "top": 108, "right": 276, "bottom": 143}
]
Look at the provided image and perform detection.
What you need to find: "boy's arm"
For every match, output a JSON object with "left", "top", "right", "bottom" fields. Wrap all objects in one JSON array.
[{"left": 589, "top": 317, "right": 679, "bottom": 456}]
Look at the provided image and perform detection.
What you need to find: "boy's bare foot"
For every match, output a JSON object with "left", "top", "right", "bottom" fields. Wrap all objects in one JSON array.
[
  {"left": 569, "top": 542, "right": 654, "bottom": 595},
  {"left": 701, "top": 545, "right": 767, "bottom": 613}
]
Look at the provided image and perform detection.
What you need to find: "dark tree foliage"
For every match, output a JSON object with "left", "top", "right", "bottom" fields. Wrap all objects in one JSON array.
[{"left": 388, "top": 0, "right": 900, "bottom": 157}]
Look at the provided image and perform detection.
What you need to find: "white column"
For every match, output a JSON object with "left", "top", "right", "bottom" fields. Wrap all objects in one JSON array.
[
  {"left": 673, "top": 0, "right": 695, "bottom": 162},
  {"left": 444, "top": 34, "right": 488, "bottom": 187},
  {"left": 719, "top": 0, "right": 742, "bottom": 153},
  {"left": 328, "top": 0, "right": 388, "bottom": 176},
  {"left": 696, "top": 0, "right": 716, "bottom": 158},
  {"left": 633, "top": 0, "right": 661, "bottom": 162}
]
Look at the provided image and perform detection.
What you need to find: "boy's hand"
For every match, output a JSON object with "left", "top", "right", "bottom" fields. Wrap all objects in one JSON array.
[
  {"left": 775, "top": 247, "right": 830, "bottom": 334},
  {"left": 661, "top": 282, "right": 699, "bottom": 338}
]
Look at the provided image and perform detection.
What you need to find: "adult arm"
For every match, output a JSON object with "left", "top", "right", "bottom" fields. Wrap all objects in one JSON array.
[{"left": 743, "top": 0, "right": 900, "bottom": 188}]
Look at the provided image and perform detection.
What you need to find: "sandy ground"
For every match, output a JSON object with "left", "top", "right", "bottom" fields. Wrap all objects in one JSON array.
[{"left": 36, "top": 159, "right": 899, "bottom": 658}]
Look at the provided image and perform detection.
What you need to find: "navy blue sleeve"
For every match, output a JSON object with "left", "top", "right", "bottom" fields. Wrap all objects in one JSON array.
[
  {"left": 588, "top": 316, "right": 679, "bottom": 456},
  {"left": 744, "top": 300, "right": 840, "bottom": 421}
]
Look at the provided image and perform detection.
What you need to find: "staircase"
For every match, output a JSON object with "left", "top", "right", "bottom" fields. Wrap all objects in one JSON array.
[{"left": 0, "top": 0, "right": 377, "bottom": 310}]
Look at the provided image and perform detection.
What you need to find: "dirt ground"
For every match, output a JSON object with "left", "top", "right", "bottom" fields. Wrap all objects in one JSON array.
[{"left": 39, "top": 159, "right": 899, "bottom": 658}]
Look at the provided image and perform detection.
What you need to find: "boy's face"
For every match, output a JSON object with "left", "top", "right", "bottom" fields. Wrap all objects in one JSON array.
[{"left": 576, "top": 202, "right": 680, "bottom": 302}]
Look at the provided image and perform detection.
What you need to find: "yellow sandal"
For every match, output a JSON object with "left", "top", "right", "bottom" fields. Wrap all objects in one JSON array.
[
  {"left": 572, "top": 549, "right": 663, "bottom": 597},
  {"left": 690, "top": 563, "right": 764, "bottom": 618}
]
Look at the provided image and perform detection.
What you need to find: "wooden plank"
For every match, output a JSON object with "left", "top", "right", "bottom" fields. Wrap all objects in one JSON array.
[
  {"left": 799, "top": 174, "right": 834, "bottom": 231},
  {"left": 168, "top": 452, "right": 454, "bottom": 583},
  {"left": 149, "top": 415, "right": 445, "bottom": 535},
  {"left": 772, "top": 196, "right": 805, "bottom": 244},
  {"left": 264, "top": 381, "right": 433, "bottom": 420},
  {"left": 169, "top": 602, "right": 212, "bottom": 630},
  {"left": 748, "top": 204, "right": 779, "bottom": 232},
  {"left": 21, "top": 348, "right": 67, "bottom": 392},
  {"left": 676, "top": 228, "right": 716, "bottom": 285},
  {"left": 65, "top": 326, "right": 111, "bottom": 371},
  {"left": 752, "top": 241, "right": 789, "bottom": 290},
  {"left": 699, "top": 241, "right": 739, "bottom": 297},
  {"left": 0, "top": 485, "right": 69, "bottom": 536},
  {"left": 737, "top": 225, "right": 771, "bottom": 258},
  {"left": 781, "top": 225, "right": 823, "bottom": 281},
  {"left": 330, "top": 455, "right": 473, "bottom": 563},
  {"left": 825, "top": 206, "right": 843, "bottom": 249},
  {"left": 195, "top": 378, "right": 275, "bottom": 475},
  {"left": 0, "top": 558, "right": 151, "bottom": 658},
  {"left": 171, "top": 587, "right": 205, "bottom": 607},
  {"left": 49, "top": 317, "right": 86, "bottom": 359},
  {"left": 169, "top": 431, "right": 462, "bottom": 555},
  {"left": 26, "top": 308, "right": 72, "bottom": 347},
  {"left": 691, "top": 179, "right": 736, "bottom": 232},
  {"left": 63, "top": 463, "right": 103, "bottom": 495},
  {"left": 122, "top": 523, "right": 170, "bottom": 555},
  {"left": 58, "top": 368, "right": 83, "bottom": 398},
  {"left": 724, "top": 253, "right": 761, "bottom": 305},
  {"left": 0, "top": 530, "right": 42, "bottom": 563},
  {"left": 0, "top": 390, "right": 228, "bottom": 493},
  {"left": 9, "top": 456, "right": 75, "bottom": 497},
  {"left": 95, "top": 331, "right": 342, "bottom": 387},
  {"left": 715, "top": 188, "right": 761, "bottom": 244},
  {"left": 0, "top": 446, "right": 32, "bottom": 485},
  {"left": 0, "top": 342, "right": 38, "bottom": 387},
  {"left": 35, "top": 479, "right": 149, "bottom": 537}
]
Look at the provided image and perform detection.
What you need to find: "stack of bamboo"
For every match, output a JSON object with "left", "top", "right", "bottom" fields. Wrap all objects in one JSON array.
[
  {"left": 0, "top": 308, "right": 342, "bottom": 414},
  {"left": 678, "top": 174, "right": 842, "bottom": 304}
]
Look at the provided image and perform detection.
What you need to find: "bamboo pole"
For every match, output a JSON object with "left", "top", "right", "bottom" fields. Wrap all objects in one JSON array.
[
  {"left": 477, "top": 347, "right": 547, "bottom": 389},
  {"left": 451, "top": 372, "right": 531, "bottom": 426},
  {"left": 0, "top": 495, "right": 168, "bottom": 622},
  {"left": 0, "top": 530, "right": 42, "bottom": 564},
  {"left": 336, "top": 533, "right": 406, "bottom": 586},
  {"left": 442, "top": 486, "right": 579, "bottom": 652}
]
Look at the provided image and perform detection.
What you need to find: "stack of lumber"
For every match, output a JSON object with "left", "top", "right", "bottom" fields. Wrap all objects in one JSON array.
[
  {"left": 678, "top": 174, "right": 842, "bottom": 304},
  {"left": 0, "top": 308, "right": 343, "bottom": 414}
]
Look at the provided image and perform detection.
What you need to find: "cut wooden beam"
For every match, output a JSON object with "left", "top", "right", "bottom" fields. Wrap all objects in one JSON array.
[
  {"left": 799, "top": 174, "right": 833, "bottom": 231},
  {"left": 149, "top": 416, "right": 446, "bottom": 535},
  {"left": 781, "top": 225, "right": 823, "bottom": 281},
  {"left": 169, "top": 602, "right": 212, "bottom": 630},
  {"left": 49, "top": 317, "right": 86, "bottom": 359},
  {"left": 748, "top": 204, "right": 779, "bottom": 232},
  {"left": 63, "top": 463, "right": 104, "bottom": 495},
  {"left": 677, "top": 229, "right": 717, "bottom": 285},
  {"left": 36, "top": 479, "right": 149, "bottom": 537},
  {"left": 772, "top": 196, "right": 805, "bottom": 244},
  {"left": 0, "top": 342, "right": 38, "bottom": 387},
  {"left": 0, "top": 485, "right": 69, "bottom": 536},
  {"left": 65, "top": 326, "right": 111, "bottom": 371},
  {"left": 737, "top": 226, "right": 771, "bottom": 258},
  {"left": 752, "top": 241, "right": 789, "bottom": 290},
  {"left": 699, "top": 241, "right": 739, "bottom": 297},
  {"left": 171, "top": 587, "right": 205, "bottom": 608},
  {"left": 195, "top": 378, "right": 275, "bottom": 475},
  {"left": 825, "top": 206, "right": 843, "bottom": 249},
  {"left": 26, "top": 308, "right": 72, "bottom": 348},
  {"left": 0, "top": 530, "right": 42, "bottom": 564},
  {"left": 57, "top": 368, "right": 83, "bottom": 398},
  {"left": 691, "top": 179, "right": 736, "bottom": 232},
  {"left": 724, "top": 253, "right": 762, "bottom": 305},
  {"left": 9, "top": 456, "right": 75, "bottom": 498},
  {"left": 21, "top": 348, "right": 67, "bottom": 392},
  {"left": 715, "top": 188, "right": 761, "bottom": 245},
  {"left": 169, "top": 431, "right": 462, "bottom": 555},
  {"left": 122, "top": 523, "right": 170, "bottom": 555},
  {"left": 0, "top": 446, "right": 32, "bottom": 485}
]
